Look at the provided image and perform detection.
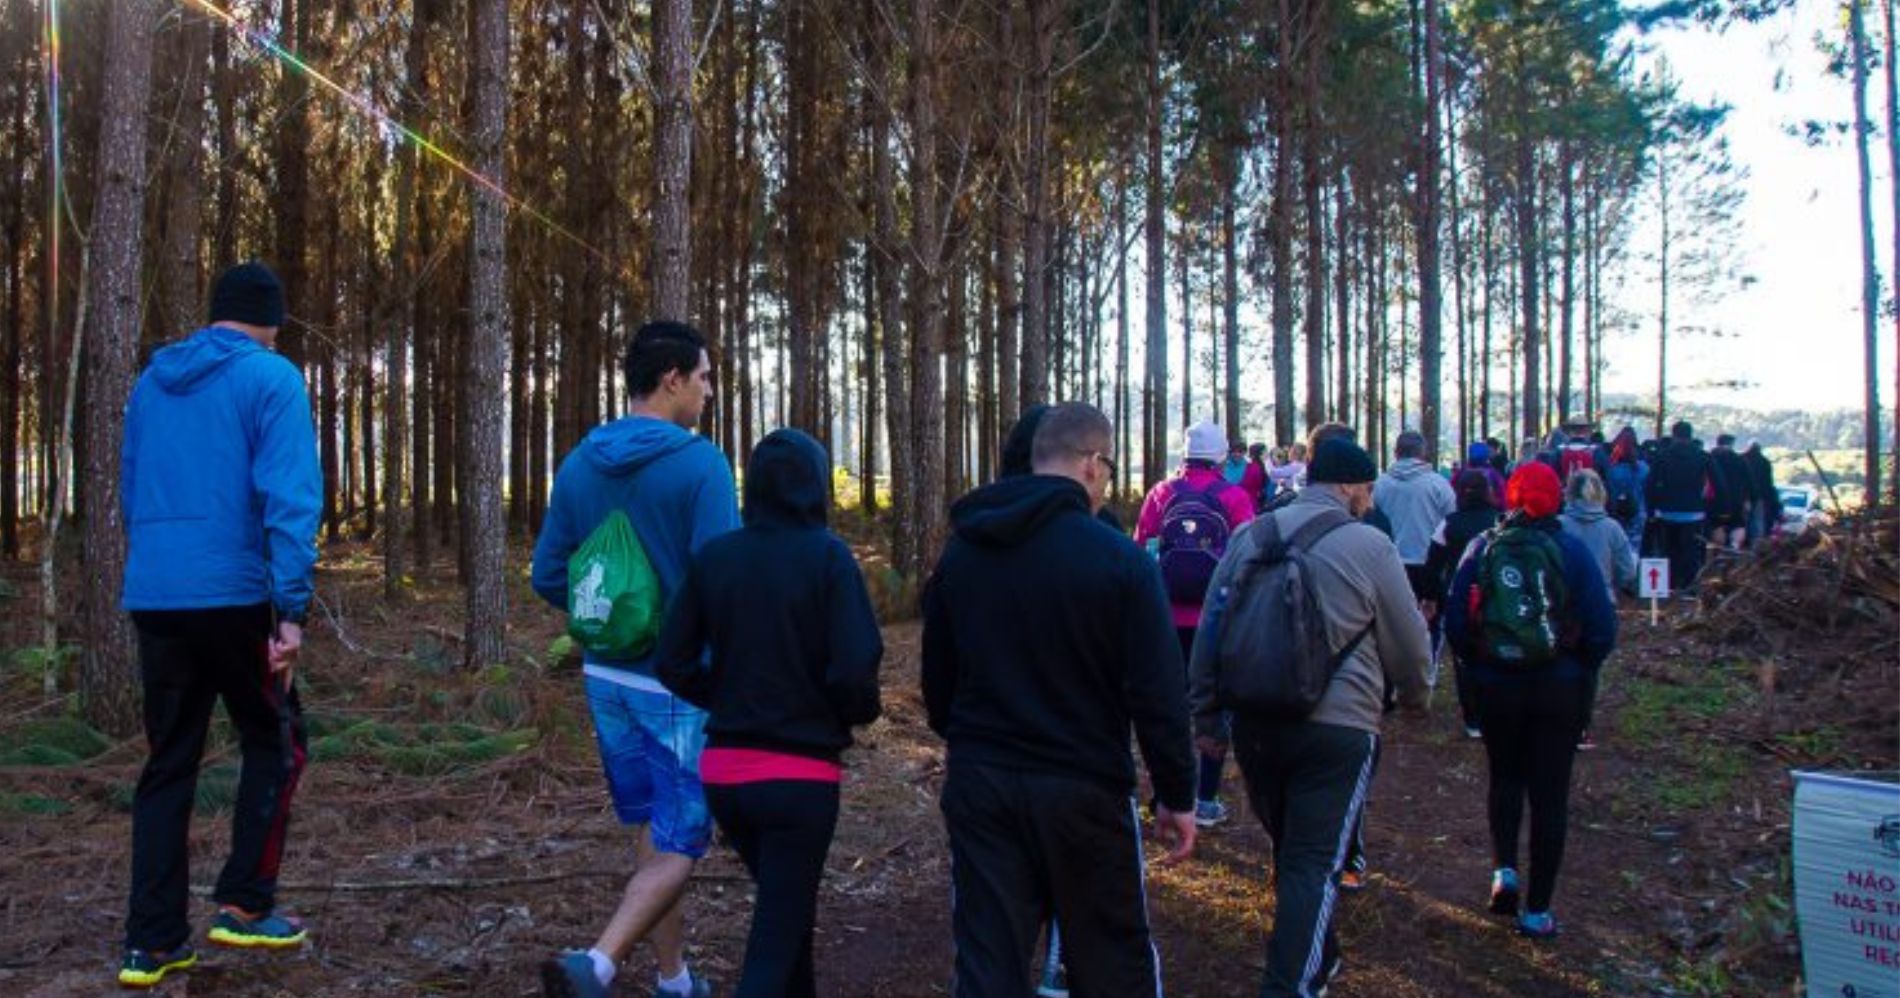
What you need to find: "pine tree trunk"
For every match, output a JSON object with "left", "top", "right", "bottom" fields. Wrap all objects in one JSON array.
[
  {"left": 1557, "top": 142, "right": 1575, "bottom": 425},
  {"left": 81, "top": 0, "right": 162, "bottom": 737},
  {"left": 273, "top": 0, "right": 310, "bottom": 366},
  {"left": 1223, "top": 167, "right": 1242, "bottom": 441},
  {"left": 1416, "top": 0, "right": 1443, "bottom": 459},
  {"left": 1335, "top": 177, "right": 1353, "bottom": 422},
  {"left": 157, "top": 10, "right": 209, "bottom": 339},
  {"left": 1268, "top": 11, "right": 1297, "bottom": 446},
  {"left": 1302, "top": 138, "right": 1327, "bottom": 434},
  {"left": 1020, "top": 0, "right": 1057, "bottom": 407},
  {"left": 1851, "top": 0, "right": 1885, "bottom": 503},
  {"left": 463, "top": 0, "right": 510, "bottom": 669},
  {"left": 909, "top": 0, "right": 948, "bottom": 574},
  {"left": 1515, "top": 134, "right": 1540, "bottom": 445},
  {"left": 652, "top": 0, "right": 693, "bottom": 322},
  {"left": 1887, "top": 0, "right": 1900, "bottom": 504},
  {"left": 2, "top": 70, "right": 27, "bottom": 558},
  {"left": 870, "top": 0, "right": 914, "bottom": 572},
  {"left": 1655, "top": 153, "right": 1669, "bottom": 441},
  {"left": 211, "top": 21, "right": 238, "bottom": 270},
  {"left": 1144, "top": 0, "right": 1168, "bottom": 484},
  {"left": 1116, "top": 174, "right": 1132, "bottom": 495}
]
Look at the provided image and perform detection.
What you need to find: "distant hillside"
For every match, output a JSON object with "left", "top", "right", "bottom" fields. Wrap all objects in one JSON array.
[{"left": 1595, "top": 395, "right": 1895, "bottom": 453}]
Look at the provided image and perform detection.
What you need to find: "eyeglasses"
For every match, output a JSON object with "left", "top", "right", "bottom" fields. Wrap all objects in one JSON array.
[{"left": 1095, "top": 453, "right": 1117, "bottom": 479}]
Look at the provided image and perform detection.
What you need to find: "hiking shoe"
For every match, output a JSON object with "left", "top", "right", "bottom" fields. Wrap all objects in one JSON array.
[
  {"left": 1488, "top": 868, "right": 1521, "bottom": 916},
  {"left": 1035, "top": 962, "right": 1070, "bottom": 998},
  {"left": 207, "top": 907, "right": 306, "bottom": 950},
  {"left": 1194, "top": 799, "right": 1230, "bottom": 827},
  {"left": 653, "top": 976, "right": 713, "bottom": 998},
  {"left": 1339, "top": 868, "right": 1368, "bottom": 892},
  {"left": 118, "top": 945, "right": 197, "bottom": 989},
  {"left": 1518, "top": 911, "right": 1560, "bottom": 939},
  {"left": 1576, "top": 730, "right": 1597, "bottom": 751},
  {"left": 540, "top": 952, "right": 607, "bottom": 998}
]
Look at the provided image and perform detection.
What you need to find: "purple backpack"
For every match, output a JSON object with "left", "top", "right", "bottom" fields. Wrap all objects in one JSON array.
[{"left": 1158, "top": 480, "right": 1237, "bottom": 605}]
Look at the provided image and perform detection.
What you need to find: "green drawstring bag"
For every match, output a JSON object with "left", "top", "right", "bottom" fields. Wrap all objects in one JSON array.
[{"left": 566, "top": 509, "right": 664, "bottom": 661}]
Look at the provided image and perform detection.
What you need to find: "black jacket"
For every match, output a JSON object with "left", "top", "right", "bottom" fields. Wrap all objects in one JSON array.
[
  {"left": 1743, "top": 448, "right": 1782, "bottom": 516},
  {"left": 1424, "top": 505, "right": 1503, "bottom": 600},
  {"left": 921, "top": 475, "right": 1196, "bottom": 812},
  {"left": 1709, "top": 447, "right": 1750, "bottom": 523},
  {"left": 1646, "top": 438, "right": 1728, "bottom": 518},
  {"left": 655, "top": 429, "right": 883, "bottom": 762}
]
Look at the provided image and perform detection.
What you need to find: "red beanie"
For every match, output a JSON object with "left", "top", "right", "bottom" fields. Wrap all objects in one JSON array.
[{"left": 1506, "top": 462, "right": 1563, "bottom": 519}]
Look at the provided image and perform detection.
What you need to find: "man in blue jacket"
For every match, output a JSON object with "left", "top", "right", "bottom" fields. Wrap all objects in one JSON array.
[
  {"left": 533, "top": 321, "right": 737, "bottom": 998},
  {"left": 118, "top": 262, "right": 321, "bottom": 988}
]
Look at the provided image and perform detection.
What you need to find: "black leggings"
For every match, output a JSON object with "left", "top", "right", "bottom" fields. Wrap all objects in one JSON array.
[
  {"left": 1472, "top": 677, "right": 1587, "bottom": 914},
  {"left": 705, "top": 780, "right": 841, "bottom": 998}
]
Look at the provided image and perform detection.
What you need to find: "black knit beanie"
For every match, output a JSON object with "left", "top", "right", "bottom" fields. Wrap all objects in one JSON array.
[
  {"left": 1308, "top": 438, "right": 1377, "bottom": 485},
  {"left": 208, "top": 262, "right": 286, "bottom": 329}
]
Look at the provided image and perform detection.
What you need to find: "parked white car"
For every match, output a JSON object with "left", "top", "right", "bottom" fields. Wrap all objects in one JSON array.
[{"left": 1777, "top": 485, "right": 1821, "bottom": 534}]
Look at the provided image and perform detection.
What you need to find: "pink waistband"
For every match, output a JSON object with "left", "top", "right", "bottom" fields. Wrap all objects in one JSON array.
[{"left": 699, "top": 747, "right": 842, "bottom": 786}]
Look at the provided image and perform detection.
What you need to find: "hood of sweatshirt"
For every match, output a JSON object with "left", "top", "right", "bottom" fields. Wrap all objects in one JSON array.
[
  {"left": 1384, "top": 457, "right": 1438, "bottom": 482},
  {"left": 743, "top": 428, "right": 829, "bottom": 530},
  {"left": 582, "top": 415, "right": 705, "bottom": 477},
  {"left": 1564, "top": 500, "right": 1610, "bottom": 524},
  {"left": 950, "top": 474, "right": 1091, "bottom": 548},
  {"left": 148, "top": 326, "right": 268, "bottom": 395}
]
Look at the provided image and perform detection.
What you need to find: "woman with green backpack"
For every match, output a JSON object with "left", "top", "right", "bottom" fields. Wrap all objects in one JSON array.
[{"left": 1442, "top": 461, "right": 1618, "bottom": 940}]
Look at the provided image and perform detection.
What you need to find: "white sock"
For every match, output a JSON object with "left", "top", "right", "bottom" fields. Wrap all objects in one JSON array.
[
  {"left": 656, "top": 964, "right": 695, "bottom": 996},
  {"left": 585, "top": 949, "right": 616, "bottom": 988}
]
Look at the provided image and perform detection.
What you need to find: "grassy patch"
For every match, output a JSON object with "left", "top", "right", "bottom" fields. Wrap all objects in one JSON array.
[
  {"left": 0, "top": 716, "right": 111, "bottom": 766},
  {"left": 0, "top": 792, "right": 73, "bottom": 816},
  {"left": 309, "top": 719, "right": 535, "bottom": 776},
  {"left": 1614, "top": 665, "right": 1749, "bottom": 749}
]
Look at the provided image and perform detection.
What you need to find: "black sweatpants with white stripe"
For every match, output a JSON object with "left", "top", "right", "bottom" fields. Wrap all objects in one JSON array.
[
  {"left": 941, "top": 763, "right": 1161, "bottom": 998},
  {"left": 1232, "top": 719, "right": 1378, "bottom": 998}
]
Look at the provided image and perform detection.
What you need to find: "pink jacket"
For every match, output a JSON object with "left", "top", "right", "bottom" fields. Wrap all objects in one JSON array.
[{"left": 1134, "top": 465, "right": 1257, "bottom": 628}]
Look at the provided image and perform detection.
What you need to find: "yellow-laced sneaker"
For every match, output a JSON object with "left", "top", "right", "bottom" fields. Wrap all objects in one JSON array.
[
  {"left": 118, "top": 944, "right": 197, "bottom": 988},
  {"left": 207, "top": 907, "right": 307, "bottom": 950}
]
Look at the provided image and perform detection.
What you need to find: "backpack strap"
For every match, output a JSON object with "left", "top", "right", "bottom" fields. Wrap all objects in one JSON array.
[{"left": 1284, "top": 508, "right": 1356, "bottom": 554}]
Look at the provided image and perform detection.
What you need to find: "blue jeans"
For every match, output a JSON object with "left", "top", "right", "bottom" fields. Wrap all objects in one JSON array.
[{"left": 584, "top": 676, "right": 712, "bottom": 859}]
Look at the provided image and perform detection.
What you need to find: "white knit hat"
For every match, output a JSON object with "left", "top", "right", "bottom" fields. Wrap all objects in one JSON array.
[{"left": 1183, "top": 421, "right": 1227, "bottom": 462}]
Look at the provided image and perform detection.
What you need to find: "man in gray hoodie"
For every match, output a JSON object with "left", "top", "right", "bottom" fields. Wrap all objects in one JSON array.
[
  {"left": 1188, "top": 439, "right": 1431, "bottom": 997},
  {"left": 1372, "top": 431, "right": 1457, "bottom": 606}
]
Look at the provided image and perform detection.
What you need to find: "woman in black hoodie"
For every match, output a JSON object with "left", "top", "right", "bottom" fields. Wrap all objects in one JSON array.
[
  {"left": 1423, "top": 469, "right": 1504, "bottom": 737},
  {"left": 656, "top": 429, "right": 883, "bottom": 998}
]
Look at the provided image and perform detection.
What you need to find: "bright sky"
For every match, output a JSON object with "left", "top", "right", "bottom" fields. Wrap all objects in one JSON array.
[{"left": 1612, "top": 0, "right": 1890, "bottom": 412}]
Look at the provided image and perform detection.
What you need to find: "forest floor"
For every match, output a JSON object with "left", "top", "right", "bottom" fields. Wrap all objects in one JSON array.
[{"left": 0, "top": 530, "right": 1893, "bottom": 997}]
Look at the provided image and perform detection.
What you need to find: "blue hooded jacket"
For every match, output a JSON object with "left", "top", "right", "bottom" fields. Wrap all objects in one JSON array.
[
  {"left": 121, "top": 326, "right": 321, "bottom": 618},
  {"left": 531, "top": 416, "right": 740, "bottom": 681}
]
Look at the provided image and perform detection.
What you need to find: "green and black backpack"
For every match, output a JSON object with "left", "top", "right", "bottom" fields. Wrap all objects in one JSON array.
[{"left": 1470, "top": 519, "right": 1569, "bottom": 669}]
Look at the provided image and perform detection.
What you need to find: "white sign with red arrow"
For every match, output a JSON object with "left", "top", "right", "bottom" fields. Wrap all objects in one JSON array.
[{"left": 1638, "top": 558, "right": 1670, "bottom": 599}]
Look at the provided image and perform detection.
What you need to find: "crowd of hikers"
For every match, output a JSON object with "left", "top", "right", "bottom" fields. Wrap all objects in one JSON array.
[{"left": 110, "top": 263, "right": 1794, "bottom": 996}]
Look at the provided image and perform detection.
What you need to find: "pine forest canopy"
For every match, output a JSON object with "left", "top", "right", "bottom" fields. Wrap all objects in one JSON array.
[{"left": 1, "top": 0, "right": 1893, "bottom": 717}]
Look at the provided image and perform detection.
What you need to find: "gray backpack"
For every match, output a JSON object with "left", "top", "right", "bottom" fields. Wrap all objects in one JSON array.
[{"left": 1211, "top": 509, "right": 1372, "bottom": 719}]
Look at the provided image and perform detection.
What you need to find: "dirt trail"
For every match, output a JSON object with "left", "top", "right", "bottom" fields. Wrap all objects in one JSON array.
[{"left": 0, "top": 550, "right": 1856, "bottom": 995}]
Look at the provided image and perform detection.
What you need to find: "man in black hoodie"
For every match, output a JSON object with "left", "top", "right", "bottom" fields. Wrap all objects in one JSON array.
[
  {"left": 924, "top": 402, "right": 1195, "bottom": 998},
  {"left": 1645, "top": 421, "right": 1729, "bottom": 589}
]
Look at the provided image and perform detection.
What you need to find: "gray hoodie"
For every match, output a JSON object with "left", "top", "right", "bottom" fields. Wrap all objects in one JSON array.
[
  {"left": 1188, "top": 488, "right": 1431, "bottom": 736},
  {"left": 1560, "top": 500, "right": 1638, "bottom": 600},
  {"left": 1372, "top": 458, "right": 1457, "bottom": 565}
]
